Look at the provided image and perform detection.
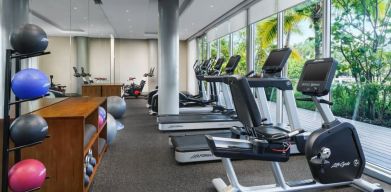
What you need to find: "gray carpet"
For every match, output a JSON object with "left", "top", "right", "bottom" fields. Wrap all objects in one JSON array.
[{"left": 92, "top": 99, "right": 391, "bottom": 192}]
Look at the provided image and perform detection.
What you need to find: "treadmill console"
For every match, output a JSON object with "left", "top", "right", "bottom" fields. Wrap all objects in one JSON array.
[
  {"left": 225, "top": 55, "right": 241, "bottom": 74},
  {"left": 297, "top": 58, "right": 337, "bottom": 96},
  {"left": 262, "top": 48, "right": 292, "bottom": 74}
]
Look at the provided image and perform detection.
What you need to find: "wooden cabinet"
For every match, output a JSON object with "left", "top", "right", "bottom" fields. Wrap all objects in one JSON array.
[
  {"left": 20, "top": 97, "right": 108, "bottom": 192},
  {"left": 82, "top": 84, "right": 123, "bottom": 97}
]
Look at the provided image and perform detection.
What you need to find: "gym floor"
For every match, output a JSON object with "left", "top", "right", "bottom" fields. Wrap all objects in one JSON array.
[{"left": 91, "top": 99, "right": 391, "bottom": 192}]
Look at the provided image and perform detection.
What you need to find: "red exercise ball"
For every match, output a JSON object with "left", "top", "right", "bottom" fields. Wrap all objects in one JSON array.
[
  {"left": 134, "top": 90, "right": 140, "bottom": 95},
  {"left": 8, "top": 159, "right": 47, "bottom": 192}
]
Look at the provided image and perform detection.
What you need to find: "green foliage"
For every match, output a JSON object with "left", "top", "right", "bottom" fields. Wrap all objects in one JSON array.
[
  {"left": 331, "top": 0, "right": 391, "bottom": 127},
  {"left": 233, "top": 29, "right": 247, "bottom": 75}
]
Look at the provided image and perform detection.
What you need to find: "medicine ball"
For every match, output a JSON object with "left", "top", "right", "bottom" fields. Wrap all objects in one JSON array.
[
  {"left": 10, "top": 114, "right": 48, "bottom": 146},
  {"left": 12, "top": 68, "right": 50, "bottom": 99},
  {"left": 10, "top": 24, "right": 48, "bottom": 54}
]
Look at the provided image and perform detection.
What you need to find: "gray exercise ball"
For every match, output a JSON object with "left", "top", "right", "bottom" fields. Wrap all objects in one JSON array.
[
  {"left": 107, "top": 96, "right": 126, "bottom": 119},
  {"left": 10, "top": 114, "right": 48, "bottom": 146},
  {"left": 10, "top": 24, "right": 48, "bottom": 54},
  {"left": 107, "top": 113, "right": 118, "bottom": 144}
]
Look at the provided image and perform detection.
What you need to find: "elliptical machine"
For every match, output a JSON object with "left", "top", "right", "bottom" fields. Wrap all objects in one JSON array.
[{"left": 205, "top": 58, "right": 383, "bottom": 192}]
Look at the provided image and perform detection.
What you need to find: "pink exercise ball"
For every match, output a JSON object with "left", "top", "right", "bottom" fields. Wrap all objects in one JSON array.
[
  {"left": 8, "top": 159, "right": 47, "bottom": 192},
  {"left": 98, "top": 115, "right": 104, "bottom": 128}
]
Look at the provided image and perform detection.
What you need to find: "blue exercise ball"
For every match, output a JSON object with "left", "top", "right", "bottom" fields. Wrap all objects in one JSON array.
[
  {"left": 10, "top": 114, "right": 48, "bottom": 146},
  {"left": 10, "top": 24, "right": 48, "bottom": 54},
  {"left": 12, "top": 68, "right": 50, "bottom": 99}
]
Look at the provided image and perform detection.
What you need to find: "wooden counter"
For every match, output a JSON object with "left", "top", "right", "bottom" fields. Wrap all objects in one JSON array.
[{"left": 82, "top": 83, "right": 124, "bottom": 97}]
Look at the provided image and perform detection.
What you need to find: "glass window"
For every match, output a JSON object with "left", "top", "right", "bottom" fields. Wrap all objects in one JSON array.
[
  {"left": 210, "top": 40, "right": 218, "bottom": 58},
  {"left": 219, "top": 35, "right": 230, "bottom": 60},
  {"left": 331, "top": 0, "right": 391, "bottom": 172},
  {"left": 284, "top": 1, "right": 323, "bottom": 110},
  {"left": 254, "top": 15, "right": 279, "bottom": 101},
  {"left": 331, "top": 0, "right": 391, "bottom": 128},
  {"left": 232, "top": 28, "right": 247, "bottom": 75},
  {"left": 254, "top": 14, "right": 278, "bottom": 74}
]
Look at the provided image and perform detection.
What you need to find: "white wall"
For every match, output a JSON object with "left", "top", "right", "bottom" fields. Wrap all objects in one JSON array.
[
  {"left": 187, "top": 39, "right": 198, "bottom": 95},
  {"left": 147, "top": 39, "right": 158, "bottom": 92},
  {"left": 89, "top": 38, "right": 111, "bottom": 81},
  {"left": 114, "top": 39, "right": 151, "bottom": 91},
  {"left": 36, "top": 37, "right": 191, "bottom": 94},
  {"left": 38, "top": 36, "right": 77, "bottom": 93},
  {"left": 179, "top": 41, "right": 188, "bottom": 91}
]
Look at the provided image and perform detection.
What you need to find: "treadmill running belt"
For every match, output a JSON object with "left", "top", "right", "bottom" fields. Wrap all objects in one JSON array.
[
  {"left": 159, "top": 114, "right": 235, "bottom": 123},
  {"left": 172, "top": 132, "right": 232, "bottom": 152}
]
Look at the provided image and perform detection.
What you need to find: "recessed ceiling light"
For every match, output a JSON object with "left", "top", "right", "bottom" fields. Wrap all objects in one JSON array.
[
  {"left": 84, "top": 17, "right": 88, "bottom": 20},
  {"left": 127, "top": 18, "right": 131, "bottom": 22},
  {"left": 126, "top": 9, "right": 129, "bottom": 13},
  {"left": 73, "top": 7, "right": 78, "bottom": 10},
  {"left": 129, "top": 25, "right": 132, "bottom": 28},
  {"left": 191, "top": 22, "right": 195, "bottom": 26},
  {"left": 130, "top": 30, "right": 133, "bottom": 33},
  {"left": 210, "top": 5, "right": 214, "bottom": 8}
]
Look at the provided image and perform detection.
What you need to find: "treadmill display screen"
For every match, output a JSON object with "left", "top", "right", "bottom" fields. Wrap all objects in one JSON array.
[
  {"left": 302, "top": 62, "right": 331, "bottom": 81},
  {"left": 264, "top": 50, "right": 289, "bottom": 68}
]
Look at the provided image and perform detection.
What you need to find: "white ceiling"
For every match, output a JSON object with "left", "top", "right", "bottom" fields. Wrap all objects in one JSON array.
[{"left": 30, "top": 0, "right": 243, "bottom": 40}]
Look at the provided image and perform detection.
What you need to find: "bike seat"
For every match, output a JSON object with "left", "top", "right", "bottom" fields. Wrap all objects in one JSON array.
[{"left": 253, "top": 125, "right": 290, "bottom": 140}]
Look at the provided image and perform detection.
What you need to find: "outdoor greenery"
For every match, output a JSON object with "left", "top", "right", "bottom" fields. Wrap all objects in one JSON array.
[
  {"left": 200, "top": 0, "right": 391, "bottom": 127},
  {"left": 232, "top": 28, "right": 248, "bottom": 75},
  {"left": 331, "top": 0, "right": 391, "bottom": 127}
]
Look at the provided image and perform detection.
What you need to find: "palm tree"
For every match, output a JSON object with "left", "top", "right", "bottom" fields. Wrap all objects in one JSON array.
[{"left": 255, "top": 1, "right": 323, "bottom": 68}]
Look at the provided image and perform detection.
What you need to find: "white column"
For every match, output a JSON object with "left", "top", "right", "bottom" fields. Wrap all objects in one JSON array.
[{"left": 158, "top": 0, "right": 179, "bottom": 115}]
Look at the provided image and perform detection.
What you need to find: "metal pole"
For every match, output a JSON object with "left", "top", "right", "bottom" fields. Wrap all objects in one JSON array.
[
  {"left": 2, "top": 50, "right": 13, "bottom": 192},
  {"left": 276, "top": 11, "right": 284, "bottom": 124},
  {"left": 14, "top": 58, "right": 21, "bottom": 163},
  {"left": 158, "top": 0, "right": 180, "bottom": 115}
]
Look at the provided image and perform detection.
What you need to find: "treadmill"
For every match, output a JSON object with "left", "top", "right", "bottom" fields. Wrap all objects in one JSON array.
[
  {"left": 157, "top": 55, "right": 243, "bottom": 131},
  {"left": 170, "top": 48, "right": 303, "bottom": 163}
]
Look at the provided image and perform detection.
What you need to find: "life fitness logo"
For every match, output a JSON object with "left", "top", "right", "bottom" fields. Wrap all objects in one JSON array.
[
  {"left": 191, "top": 153, "right": 214, "bottom": 159},
  {"left": 331, "top": 159, "right": 360, "bottom": 168}
]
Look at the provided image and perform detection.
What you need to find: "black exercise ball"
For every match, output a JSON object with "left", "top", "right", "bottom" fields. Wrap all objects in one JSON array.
[
  {"left": 10, "top": 24, "right": 48, "bottom": 54},
  {"left": 10, "top": 114, "right": 48, "bottom": 146}
]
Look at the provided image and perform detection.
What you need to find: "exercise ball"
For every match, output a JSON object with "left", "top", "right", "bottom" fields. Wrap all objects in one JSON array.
[
  {"left": 10, "top": 24, "right": 48, "bottom": 54},
  {"left": 10, "top": 114, "right": 48, "bottom": 146},
  {"left": 107, "top": 96, "right": 126, "bottom": 119},
  {"left": 12, "top": 68, "right": 50, "bottom": 99},
  {"left": 98, "top": 115, "right": 104, "bottom": 128},
  {"left": 8, "top": 159, "right": 46, "bottom": 192},
  {"left": 116, "top": 120, "right": 124, "bottom": 131},
  {"left": 107, "top": 113, "right": 118, "bottom": 144},
  {"left": 98, "top": 106, "right": 106, "bottom": 119}
]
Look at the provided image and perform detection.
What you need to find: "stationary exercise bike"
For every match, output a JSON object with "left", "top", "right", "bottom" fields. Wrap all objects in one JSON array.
[
  {"left": 80, "top": 67, "right": 94, "bottom": 84},
  {"left": 48, "top": 75, "right": 66, "bottom": 97},
  {"left": 73, "top": 67, "right": 89, "bottom": 84},
  {"left": 124, "top": 67, "right": 155, "bottom": 98},
  {"left": 206, "top": 58, "right": 383, "bottom": 192}
]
